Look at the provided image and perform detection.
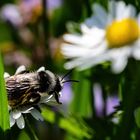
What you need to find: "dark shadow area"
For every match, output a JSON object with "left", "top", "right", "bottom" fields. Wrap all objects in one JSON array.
[{"left": 0, "top": 127, "right": 11, "bottom": 140}]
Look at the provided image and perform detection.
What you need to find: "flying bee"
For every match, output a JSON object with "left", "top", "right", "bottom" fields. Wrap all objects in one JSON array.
[{"left": 4, "top": 65, "right": 78, "bottom": 109}]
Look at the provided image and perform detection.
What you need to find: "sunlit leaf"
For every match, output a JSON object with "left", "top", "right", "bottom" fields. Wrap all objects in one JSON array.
[
  {"left": 42, "top": 108, "right": 92, "bottom": 139},
  {"left": 0, "top": 53, "right": 10, "bottom": 138},
  {"left": 70, "top": 70, "right": 92, "bottom": 117},
  {"left": 134, "top": 107, "right": 140, "bottom": 128},
  {"left": 18, "top": 130, "right": 30, "bottom": 140}
]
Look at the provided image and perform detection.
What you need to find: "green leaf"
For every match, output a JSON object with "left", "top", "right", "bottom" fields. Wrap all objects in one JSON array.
[
  {"left": 24, "top": 118, "right": 39, "bottom": 140},
  {"left": 18, "top": 130, "right": 30, "bottom": 140},
  {"left": 41, "top": 108, "right": 92, "bottom": 139},
  {"left": 0, "top": 52, "right": 10, "bottom": 138},
  {"left": 134, "top": 107, "right": 140, "bottom": 128},
  {"left": 0, "top": 22, "right": 12, "bottom": 43},
  {"left": 70, "top": 70, "right": 92, "bottom": 117}
]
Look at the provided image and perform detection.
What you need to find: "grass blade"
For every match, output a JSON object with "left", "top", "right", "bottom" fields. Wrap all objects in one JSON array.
[{"left": 0, "top": 53, "right": 10, "bottom": 138}]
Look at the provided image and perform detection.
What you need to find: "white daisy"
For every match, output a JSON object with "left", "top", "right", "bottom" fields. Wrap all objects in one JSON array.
[
  {"left": 5, "top": 65, "right": 62, "bottom": 129},
  {"left": 9, "top": 106, "right": 43, "bottom": 129},
  {"left": 61, "top": 1, "right": 140, "bottom": 73}
]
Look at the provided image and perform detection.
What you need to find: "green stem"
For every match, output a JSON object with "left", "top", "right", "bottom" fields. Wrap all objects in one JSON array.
[
  {"left": 41, "top": 0, "right": 53, "bottom": 68},
  {"left": 42, "top": 0, "right": 49, "bottom": 48},
  {"left": 25, "top": 117, "right": 39, "bottom": 140},
  {"left": 84, "top": 0, "right": 92, "bottom": 16},
  {"left": 113, "top": 60, "right": 140, "bottom": 140}
]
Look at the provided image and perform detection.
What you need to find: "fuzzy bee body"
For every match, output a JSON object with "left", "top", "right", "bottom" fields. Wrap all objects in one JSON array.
[{"left": 5, "top": 66, "right": 63, "bottom": 109}]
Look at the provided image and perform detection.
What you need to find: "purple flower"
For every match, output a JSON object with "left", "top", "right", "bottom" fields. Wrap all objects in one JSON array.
[
  {"left": 61, "top": 82, "right": 73, "bottom": 104},
  {"left": 93, "top": 83, "right": 119, "bottom": 117},
  {"left": 106, "top": 95, "right": 119, "bottom": 115},
  {"left": 93, "top": 83, "right": 104, "bottom": 116},
  {"left": 47, "top": 0, "right": 62, "bottom": 10},
  {"left": 0, "top": 4, "right": 23, "bottom": 27}
]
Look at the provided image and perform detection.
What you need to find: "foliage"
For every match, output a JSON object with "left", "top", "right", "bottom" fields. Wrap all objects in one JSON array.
[{"left": 0, "top": 53, "right": 10, "bottom": 139}]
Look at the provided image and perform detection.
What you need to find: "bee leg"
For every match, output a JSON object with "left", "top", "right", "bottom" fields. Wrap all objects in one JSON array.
[{"left": 54, "top": 92, "right": 62, "bottom": 104}]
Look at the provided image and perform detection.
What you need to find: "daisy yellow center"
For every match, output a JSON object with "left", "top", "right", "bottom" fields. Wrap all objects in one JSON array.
[{"left": 106, "top": 18, "right": 139, "bottom": 48}]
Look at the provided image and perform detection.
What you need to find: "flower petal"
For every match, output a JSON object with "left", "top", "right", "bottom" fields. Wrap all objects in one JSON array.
[
  {"left": 11, "top": 110, "right": 21, "bottom": 119},
  {"left": 10, "top": 115, "right": 15, "bottom": 127},
  {"left": 111, "top": 56, "right": 128, "bottom": 73},
  {"left": 21, "top": 107, "right": 34, "bottom": 113},
  {"left": 63, "top": 26, "right": 105, "bottom": 47},
  {"left": 109, "top": 47, "right": 131, "bottom": 73},
  {"left": 30, "top": 108, "right": 43, "bottom": 121},
  {"left": 92, "top": 3, "right": 108, "bottom": 27},
  {"left": 115, "top": 1, "right": 136, "bottom": 20},
  {"left": 37, "top": 66, "right": 45, "bottom": 72},
  {"left": 4, "top": 72, "right": 10, "bottom": 78},
  {"left": 137, "top": 13, "right": 140, "bottom": 26},
  {"left": 16, "top": 114, "right": 25, "bottom": 129},
  {"left": 61, "top": 44, "right": 91, "bottom": 58},
  {"left": 132, "top": 40, "right": 140, "bottom": 60},
  {"left": 15, "top": 65, "right": 26, "bottom": 74}
]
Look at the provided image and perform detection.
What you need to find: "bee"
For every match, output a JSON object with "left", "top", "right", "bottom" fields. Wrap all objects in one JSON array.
[{"left": 5, "top": 66, "right": 78, "bottom": 109}]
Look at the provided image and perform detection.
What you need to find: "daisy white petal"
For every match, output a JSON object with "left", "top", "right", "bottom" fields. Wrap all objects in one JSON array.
[
  {"left": 85, "top": 3, "right": 108, "bottom": 28},
  {"left": 4, "top": 72, "right": 10, "bottom": 78},
  {"left": 81, "top": 26, "right": 106, "bottom": 45},
  {"left": 132, "top": 48, "right": 140, "bottom": 60},
  {"left": 92, "top": 3, "right": 108, "bottom": 27},
  {"left": 37, "top": 66, "right": 45, "bottom": 72},
  {"left": 111, "top": 56, "right": 128, "bottom": 73},
  {"left": 85, "top": 15, "right": 106, "bottom": 28},
  {"left": 108, "top": 1, "right": 116, "bottom": 23},
  {"left": 10, "top": 115, "right": 15, "bottom": 127},
  {"left": 30, "top": 108, "right": 43, "bottom": 121},
  {"left": 62, "top": 41, "right": 106, "bottom": 59},
  {"left": 63, "top": 34, "right": 85, "bottom": 45},
  {"left": 16, "top": 114, "right": 25, "bottom": 129},
  {"left": 138, "top": 13, "right": 140, "bottom": 26},
  {"left": 73, "top": 52, "right": 109, "bottom": 70},
  {"left": 126, "top": 5, "right": 136, "bottom": 17},
  {"left": 132, "top": 39, "right": 140, "bottom": 60},
  {"left": 15, "top": 65, "right": 26, "bottom": 74},
  {"left": 63, "top": 26, "right": 105, "bottom": 47},
  {"left": 117, "top": 2, "right": 136, "bottom": 20},
  {"left": 21, "top": 107, "right": 34, "bottom": 113},
  {"left": 61, "top": 44, "right": 91, "bottom": 58},
  {"left": 115, "top": 1, "right": 127, "bottom": 19},
  {"left": 11, "top": 110, "right": 21, "bottom": 119}
]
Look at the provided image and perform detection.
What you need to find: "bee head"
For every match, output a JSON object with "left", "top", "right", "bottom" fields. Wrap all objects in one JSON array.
[
  {"left": 37, "top": 69, "right": 78, "bottom": 104},
  {"left": 38, "top": 70, "right": 63, "bottom": 104},
  {"left": 38, "top": 70, "right": 63, "bottom": 94}
]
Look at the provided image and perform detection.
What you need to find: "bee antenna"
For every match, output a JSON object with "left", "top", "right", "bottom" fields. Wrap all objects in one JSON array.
[
  {"left": 62, "top": 80, "right": 79, "bottom": 83},
  {"left": 61, "top": 70, "right": 73, "bottom": 81}
]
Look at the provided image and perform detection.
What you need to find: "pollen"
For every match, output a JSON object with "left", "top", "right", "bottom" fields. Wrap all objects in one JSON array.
[{"left": 106, "top": 18, "right": 139, "bottom": 48}]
